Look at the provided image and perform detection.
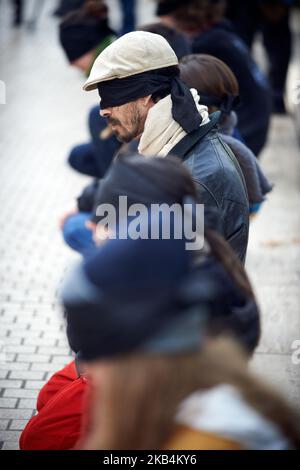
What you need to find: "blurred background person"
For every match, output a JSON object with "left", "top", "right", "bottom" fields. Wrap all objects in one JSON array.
[
  {"left": 55, "top": 0, "right": 136, "bottom": 36},
  {"left": 155, "top": 0, "right": 272, "bottom": 157},
  {"left": 119, "top": 0, "right": 136, "bottom": 35},
  {"left": 138, "top": 22, "right": 191, "bottom": 59},
  {"left": 226, "top": 0, "right": 294, "bottom": 114},
  {"left": 59, "top": 0, "right": 119, "bottom": 178},
  {"left": 58, "top": 1, "right": 123, "bottom": 256},
  {"left": 11, "top": 0, "right": 24, "bottom": 26}
]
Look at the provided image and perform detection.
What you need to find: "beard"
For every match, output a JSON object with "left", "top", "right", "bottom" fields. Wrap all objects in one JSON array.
[
  {"left": 108, "top": 104, "right": 145, "bottom": 143},
  {"left": 113, "top": 127, "right": 138, "bottom": 143}
]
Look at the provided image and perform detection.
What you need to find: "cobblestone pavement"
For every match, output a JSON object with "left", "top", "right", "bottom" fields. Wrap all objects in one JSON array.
[{"left": 0, "top": 0, "right": 300, "bottom": 451}]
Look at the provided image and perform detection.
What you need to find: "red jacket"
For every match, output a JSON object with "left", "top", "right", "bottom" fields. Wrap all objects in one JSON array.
[{"left": 20, "top": 361, "right": 87, "bottom": 450}]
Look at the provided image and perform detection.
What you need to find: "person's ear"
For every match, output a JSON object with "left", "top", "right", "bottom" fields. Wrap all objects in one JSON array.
[{"left": 140, "top": 95, "right": 153, "bottom": 107}]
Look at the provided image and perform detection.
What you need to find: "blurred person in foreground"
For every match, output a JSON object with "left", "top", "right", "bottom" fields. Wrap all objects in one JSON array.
[
  {"left": 65, "top": 235, "right": 298, "bottom": 450},
  {"left": 83, "top": 31, "right": 250, "bottom": 262},
  {"left": 19, "top": 155, "right": 260, "bottom": 450},
  {"left": 155, "top": 0, "right": 272, "bottom": 157},
  {"left": 179, "top": 54, "right": 274, "bottom": 216}
]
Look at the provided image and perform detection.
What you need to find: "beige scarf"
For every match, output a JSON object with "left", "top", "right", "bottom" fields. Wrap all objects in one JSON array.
[{"left": 138, "top": 88, "right": 210, "bottom": 157}]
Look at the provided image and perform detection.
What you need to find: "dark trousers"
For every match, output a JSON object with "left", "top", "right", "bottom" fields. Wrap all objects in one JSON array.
[
  {"left": 226, "top": 1, "right": 292, "bottom": 106},
  {"left": 12, "top": 0, "right": 23, "bottom": 25},
  {"left": 119, "top": 0, "right": 136, "bottom": 35}
]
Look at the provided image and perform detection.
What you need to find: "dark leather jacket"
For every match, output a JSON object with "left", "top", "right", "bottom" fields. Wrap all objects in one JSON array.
[{"left": 170, "top": 127, "right": 250, "bottom": 263}]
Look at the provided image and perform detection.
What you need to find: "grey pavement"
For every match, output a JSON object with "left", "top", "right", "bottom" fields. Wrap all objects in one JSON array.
[{"left": 0, "top": 0, "right": 300, "bottom": 451}]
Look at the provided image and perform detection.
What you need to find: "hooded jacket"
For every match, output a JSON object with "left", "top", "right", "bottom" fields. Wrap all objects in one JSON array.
[{"left": 218, "top": 112, "right": 273, "bottom": 213}]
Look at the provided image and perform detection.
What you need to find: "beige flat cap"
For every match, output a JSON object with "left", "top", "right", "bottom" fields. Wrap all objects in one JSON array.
[{"left": 83, "top": 31, "right": 179, "bottom": 92}]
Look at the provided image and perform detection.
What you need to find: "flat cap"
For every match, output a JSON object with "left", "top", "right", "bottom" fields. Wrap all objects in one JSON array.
[{"left": 83, "top": 31, "right": 179, "bottom": 91}]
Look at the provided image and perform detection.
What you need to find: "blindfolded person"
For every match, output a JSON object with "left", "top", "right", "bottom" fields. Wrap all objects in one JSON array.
[{"left": 83, "top": 31, "right": 250, "bottom": 263}]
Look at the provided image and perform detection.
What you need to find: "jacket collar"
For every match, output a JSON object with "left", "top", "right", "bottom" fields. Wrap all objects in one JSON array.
[{"left": 168, "top": 112, "right": 221, "bottom": 160}]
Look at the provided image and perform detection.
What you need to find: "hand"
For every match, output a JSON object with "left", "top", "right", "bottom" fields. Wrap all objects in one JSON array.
[
  {"left": 59, "top": 203, "right": 78, "bottom": 229},
  {"left": 85, "top": 220, "right": 113, "bottom": 246}
]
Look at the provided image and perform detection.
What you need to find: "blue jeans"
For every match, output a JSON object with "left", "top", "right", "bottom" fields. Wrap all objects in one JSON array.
[
  {"left": 119, "top": 0, "right": 136, "bottom": 35},
  {"left": 62, "top": 212, "right": 96, "bottom": 257}
]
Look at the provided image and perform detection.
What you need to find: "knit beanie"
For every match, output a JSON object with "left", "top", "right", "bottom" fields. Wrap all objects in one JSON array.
[{"left": 59, "top": 2, "right": 115, "bottom": 62}]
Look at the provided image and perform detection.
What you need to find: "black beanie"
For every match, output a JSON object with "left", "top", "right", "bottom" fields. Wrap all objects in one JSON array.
[{"left": 59, "top": 13, "right": 114, "bottom": 63}]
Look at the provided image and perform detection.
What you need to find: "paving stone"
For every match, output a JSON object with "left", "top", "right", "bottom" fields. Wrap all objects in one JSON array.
[
  {"left": 5, "top": 346, "right": 37, "bottom": 354},
  {"left": 57, "top": 339, "right": 70, "bottom": 348},
  {"left": 17, "top": 399, "right": 37, "bottom": 410},
  {"left": 30, "top": 362, "right": 68, "bottom": 372},
  {"left": 0, "top": 380, "right": 23, "bottom": 389},
  {"left": 0, "top": 431, "right": 22, "bottom": 442},
  {"left": 16, "top": 354, "right": 50, "bottom": 363},
  {"left": 51, "top": 355, "right": 73, "bottom": 364},
  {"left": 10, "top": 330, "right": 42, "bottom": 339},
  {"left": 2, "top": 441, "right": 20, "bottom": 450},
  {"left": 9, "top": 371, "right": 45, "bottom": 380},
  {"left": 0, "top": 409, "right": 33, "bottom": 420},
  {"left": 0, "top": 337, "right": 22, "bottom": 346},
  {"left": 3, "top": 389, "right": 39, "bottom": 399},
  {"left": 0, "top": 363, "right": 30, "bottom": 372},
  {"left": 0, "top": 398, "right": 18, "bottom": 409},
  {"left": 0, "top": 420, "right": 9, "bottom": 430},
  {"left": 24, "top": 381, "right": 46, "bottom": 390},
  {"left": 4, "top": 354, "right": 17, "bottom": 363},
  {"left": 37, "top": 346, "right": 70, "bottom": 355},
  {"left": 23, "top": 337, "right": 57, "bottom": 347},
  {"left": 9, "top": 420, "right": 28, "bottom": 431}
]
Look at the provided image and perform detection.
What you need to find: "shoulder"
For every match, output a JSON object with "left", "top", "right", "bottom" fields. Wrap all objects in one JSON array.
[{"left": 221, "top": 134, "right": 255, "bottom": 162}]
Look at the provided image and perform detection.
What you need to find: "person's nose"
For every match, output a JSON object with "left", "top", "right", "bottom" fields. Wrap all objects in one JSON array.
[{"left": 100, "top": 107, "right": 111, "bottom": 118}]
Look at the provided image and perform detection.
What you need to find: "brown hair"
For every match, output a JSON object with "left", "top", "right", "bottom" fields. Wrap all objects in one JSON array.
[
  {"left": 83, "top": 0, "right": 108, "bottom": 18},
  {"left": 158, "top": 0, "right": 226, "bottom": 32},
  {"left": 62, "top": 0, "right": 108, "bottom": 25},
  {"left": 81, "top": 338, "right": 300, "bottom": 449},
  {"left": 180, "top": 54, "right": 239, "bottom": 113}
]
